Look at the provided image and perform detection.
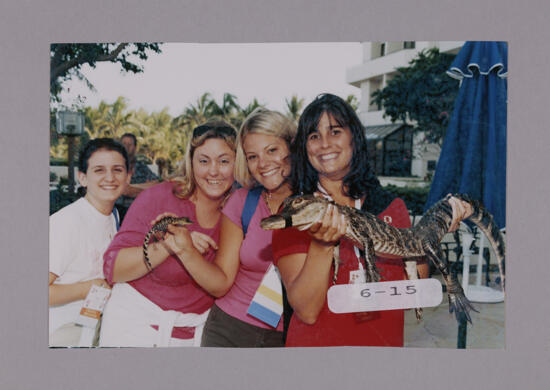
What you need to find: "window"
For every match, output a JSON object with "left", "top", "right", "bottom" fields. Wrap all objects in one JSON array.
[
  {"left": 403, "top": 41, "right": 415, "bottom": 49},
  {"left": 380, "top": 43, "right": 386, "bottom": 57}
]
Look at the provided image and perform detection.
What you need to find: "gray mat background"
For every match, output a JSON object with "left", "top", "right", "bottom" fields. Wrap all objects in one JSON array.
[{"left": 1, "top": 0, "right": 549, "bottom": 389}]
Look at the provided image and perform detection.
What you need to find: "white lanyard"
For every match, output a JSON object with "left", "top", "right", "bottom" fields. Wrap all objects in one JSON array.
[{"left": 316, "top": 184, "right": 364, "bottom": 271}]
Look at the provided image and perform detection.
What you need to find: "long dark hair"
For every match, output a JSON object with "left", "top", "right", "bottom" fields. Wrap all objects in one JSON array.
[{"left": 291, "top": 93, "right": 394, "bottom": 214}]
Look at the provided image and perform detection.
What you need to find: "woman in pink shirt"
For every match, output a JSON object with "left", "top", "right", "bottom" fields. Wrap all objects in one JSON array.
[
  {"left": 99, "top": 121, "right": 237, "bottom": 347},
  {"left": 164, "top": 108, "right": 297, "bottom": 347}
]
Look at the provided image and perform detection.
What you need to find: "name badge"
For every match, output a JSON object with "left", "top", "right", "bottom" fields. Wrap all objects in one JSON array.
[
  {"left": 75, "top": 285, "right": 111, "bottom": 328},
  {"left": 327, "top": 278, "right": 443, "bottom": 313},
  {"left": 349, "top": 269, "right": 366, "bottom": 284}
]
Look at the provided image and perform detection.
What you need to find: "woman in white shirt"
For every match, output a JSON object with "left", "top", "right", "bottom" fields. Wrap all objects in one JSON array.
[{"left": 49, "top": 138, "right": 131, "bottom": 347}]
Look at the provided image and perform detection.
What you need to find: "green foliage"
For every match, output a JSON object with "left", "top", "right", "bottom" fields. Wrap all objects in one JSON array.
[
  {"left": 49, "top": 179, "right": 79, "bottom": 215},
  {"left": 346, "top": 94, "right": 359, "bottom": 111},
  {"left": 285, "top": 94, "right": 304, "bottom": 121},
  {"left": 50, "top": 158, "right": 68, "bottom": 166},
  {"left": 50, "top": 92, "right": 303, "bottom": 177},
  {"left": 371, "top": 48, "right": 459, "bottom": 145},
  {"left": 383, "top": 184, "right": 430, "bottom": 215},
  {"left": 50, "top": 43, "right": 162, "bottom": 101}
]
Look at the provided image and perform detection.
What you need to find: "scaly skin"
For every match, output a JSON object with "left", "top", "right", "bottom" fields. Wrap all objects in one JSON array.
[
  {"left": 142, "top": 216, "right": 193, "bottom": 271},
  {"left": 261, "top": 193, "right": 506, "bottom": 323}
]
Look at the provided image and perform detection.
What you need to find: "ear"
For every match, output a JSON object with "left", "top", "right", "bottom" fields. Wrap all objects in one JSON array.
[{"left": 77, "top": 171, "right": 87, "bottom": 188}]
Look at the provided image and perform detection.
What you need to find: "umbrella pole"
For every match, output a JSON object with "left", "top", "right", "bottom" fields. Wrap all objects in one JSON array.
[
  {"left": 457, "top": 316, "right": 467, "bottom": 348},
  {"left": 457, "top": 226, "right": 474, "bottom": 349}
]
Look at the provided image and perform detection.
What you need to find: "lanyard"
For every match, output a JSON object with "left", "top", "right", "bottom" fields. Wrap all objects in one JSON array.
[{"left": 316, "top": 184, "right": 364, "bottom": 271}]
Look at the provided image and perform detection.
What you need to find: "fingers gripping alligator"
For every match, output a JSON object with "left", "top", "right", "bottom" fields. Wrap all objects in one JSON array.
[
  {"left": 260, "top": 194, "right": 505, "bottom": 323},
  {"left": 143, "top": 216, "right": 193, "bottom": 271}
]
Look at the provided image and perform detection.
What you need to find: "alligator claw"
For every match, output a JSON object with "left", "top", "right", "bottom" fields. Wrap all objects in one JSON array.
[{"left": 448, "top": 292, "right": 478, "bottom": 324}]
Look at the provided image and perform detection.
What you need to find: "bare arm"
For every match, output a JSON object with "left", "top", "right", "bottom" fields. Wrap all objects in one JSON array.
[
  {"left": 163, "top": 215, "right": 243, "bottom": 298},
  {"left": 49, "top": 272, "right": 109, "bottom": 306},
  {"left": 277, "top": 204, "right": 347, "bottom": 324},
  {"left": 110, "top": 242, "right": 172, "bottom": 283}
]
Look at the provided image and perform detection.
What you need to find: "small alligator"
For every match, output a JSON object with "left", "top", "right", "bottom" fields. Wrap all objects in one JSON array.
[
  {"left": 143, "top": 216, "right": 193, "bottom": 271},
  {"left": 260, "top": 194, "right": 505, "bottom": 323}
]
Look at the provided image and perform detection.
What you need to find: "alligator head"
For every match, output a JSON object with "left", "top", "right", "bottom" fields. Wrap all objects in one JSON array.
[{"left": 260, "top": 195, "right": 332, "bottom": 231}]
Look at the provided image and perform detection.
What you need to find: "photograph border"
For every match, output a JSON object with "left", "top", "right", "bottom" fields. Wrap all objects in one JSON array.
[{"left": 1, "top": 0, "right": 549, "bottom": 389}]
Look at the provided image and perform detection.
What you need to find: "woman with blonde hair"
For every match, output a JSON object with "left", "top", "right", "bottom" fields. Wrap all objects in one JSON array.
[
  {"left": 99, "top": 120, "right": 237, "bottom": 347},
  {"left": 161, "top": 108, "right": 297, "bottom": 347}
]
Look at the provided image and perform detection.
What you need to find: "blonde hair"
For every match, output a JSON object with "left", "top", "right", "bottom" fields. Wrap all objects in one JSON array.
[
  {"left": 235, "top": 108, "right": 297, "bottom": 188},
  {"left": 171, "top": 119, "right": 237, "bottom": 199}
]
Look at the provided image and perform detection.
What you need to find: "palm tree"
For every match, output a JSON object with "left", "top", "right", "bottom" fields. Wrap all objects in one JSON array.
[
  {"left": 101, "top": 97, "right": 136, "bottom": 138},
  {"left": 83, "top": 101, "right": 111, "bottom": 138},
  {"left": 183, "top": 92, "right": 214, "bottom": 125},
  {"left": 285, "top": 94, "right": 304, "bottom": 121},
  {"left": 207, "top": 93, "right": 240, "bottom": 120}
]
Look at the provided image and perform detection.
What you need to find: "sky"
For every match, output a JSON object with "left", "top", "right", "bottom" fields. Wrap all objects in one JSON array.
[{"left": 57, "top": 42, "right": 363, "bottom": 116}]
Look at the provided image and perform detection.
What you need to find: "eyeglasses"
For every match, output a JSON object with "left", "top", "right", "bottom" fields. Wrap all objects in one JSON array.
[{"left": 192, "top": 124, "right": 236, "bottom": 138}]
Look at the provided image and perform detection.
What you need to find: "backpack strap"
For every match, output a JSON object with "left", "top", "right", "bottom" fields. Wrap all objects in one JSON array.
[
  {"left": 112, "top": 207, "right": 120, "bottom": 231},
  {"left": 241, "top": 186, "right": 263, "bottom": 236}
]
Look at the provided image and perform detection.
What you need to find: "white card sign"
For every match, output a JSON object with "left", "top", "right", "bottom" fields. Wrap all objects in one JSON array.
[{"left": 327, "top": 278, "right": 443, "bottom": 313}]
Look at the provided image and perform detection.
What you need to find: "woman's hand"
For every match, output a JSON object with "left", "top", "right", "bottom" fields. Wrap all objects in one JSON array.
[
  {"left": 447, "top": 195, "right": 474, "bottom": 232},
  {"left": 307, "top": 203, "right": 347, "bottom": 246},
  {"left": 190, "top": 231, "right": 218, "bottom": 254},
  {"left": 150, "top": 212, "right": 217, "bottom": 255},
  {"left": 162, "top": 223, "right": 194, "bottom": 259}
]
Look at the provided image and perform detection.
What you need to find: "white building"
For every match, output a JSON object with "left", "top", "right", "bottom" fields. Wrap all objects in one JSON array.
[{"left": 346, "top": 41, "right": 463, "bottom": 181}]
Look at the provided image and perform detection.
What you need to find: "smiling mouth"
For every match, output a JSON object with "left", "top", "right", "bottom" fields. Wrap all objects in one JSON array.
[
  {"left": 320, "top": 153, "right": 338, "bottom": 161},
  {"left": 261, "top": 168, "right": 278, "bottom": 177},
  {"left": 100, "top": 185, "right": 119, "bottom": 190},
  {"left": 207, "top": 179, "right": 224, "bottom": 185}
]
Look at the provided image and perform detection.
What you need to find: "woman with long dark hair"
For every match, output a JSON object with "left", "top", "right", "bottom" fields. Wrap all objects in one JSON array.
[{"left": 272, "top": 93, "right": 471, "bottom": 347}]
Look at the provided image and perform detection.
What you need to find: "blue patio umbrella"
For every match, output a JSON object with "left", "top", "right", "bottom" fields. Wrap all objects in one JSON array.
[{"left": 425, "top": 41, "right": 507, "bottom": 229}]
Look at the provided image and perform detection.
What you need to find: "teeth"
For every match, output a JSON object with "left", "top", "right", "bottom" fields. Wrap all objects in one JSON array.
[
  {"left": 320, "top": 153, "right": 337, "bottom": 161},
  {"left": 261, "top": 169, "right": 278, "bottom": 177},
  {"left": 207, "top": 180, "right": 222, "bottom": 184}
]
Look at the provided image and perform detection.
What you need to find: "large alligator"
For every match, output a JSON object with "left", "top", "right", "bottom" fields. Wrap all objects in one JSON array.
[{"left": 260, "top": 194, "right": 505, "bottom": 323}]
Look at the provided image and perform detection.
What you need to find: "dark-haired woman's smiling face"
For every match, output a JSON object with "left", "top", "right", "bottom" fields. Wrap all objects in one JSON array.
[{"left": 306, "top": 112, "right": 354, "bottom": 181}]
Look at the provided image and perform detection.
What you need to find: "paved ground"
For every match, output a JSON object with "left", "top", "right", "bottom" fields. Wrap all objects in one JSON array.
[{"left": 403, "top": 273, "right": 505, "bottom": 349}]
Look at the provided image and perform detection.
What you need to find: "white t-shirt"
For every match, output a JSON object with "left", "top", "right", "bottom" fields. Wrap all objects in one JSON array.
[{"left": 49, "top": 197, "right": 117, "bottom": 334}]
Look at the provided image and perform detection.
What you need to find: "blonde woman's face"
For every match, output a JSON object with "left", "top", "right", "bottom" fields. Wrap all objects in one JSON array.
[
  {"left": 243, "top": 133, "right": 291, "bottom": 192},
  {"left": 192, "top": 138, "right": 236, "bottom": 201}
]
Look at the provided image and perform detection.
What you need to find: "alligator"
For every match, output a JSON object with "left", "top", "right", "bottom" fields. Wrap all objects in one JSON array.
[
  {"left": 260, "top": 194, "right": 505, "bottom": 323},
  {"left": 143, "top": 216, "right": 193, "bottom": 271}
]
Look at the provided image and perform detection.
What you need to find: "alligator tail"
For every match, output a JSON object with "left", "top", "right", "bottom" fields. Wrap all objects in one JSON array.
[
  {"left": 142, "top": 231, "right": 154, "bottom": 271},
  {"left": 454, "top": 194, "right": 506, "bottom": 291}
]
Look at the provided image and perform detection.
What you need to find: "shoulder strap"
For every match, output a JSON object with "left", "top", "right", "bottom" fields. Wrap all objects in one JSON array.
[
  {"left": 112, "top": 207, "right": 120, "bottom": 231},
  {"left": 241, "top": 187, "right": 263, "bottom": 236}
]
